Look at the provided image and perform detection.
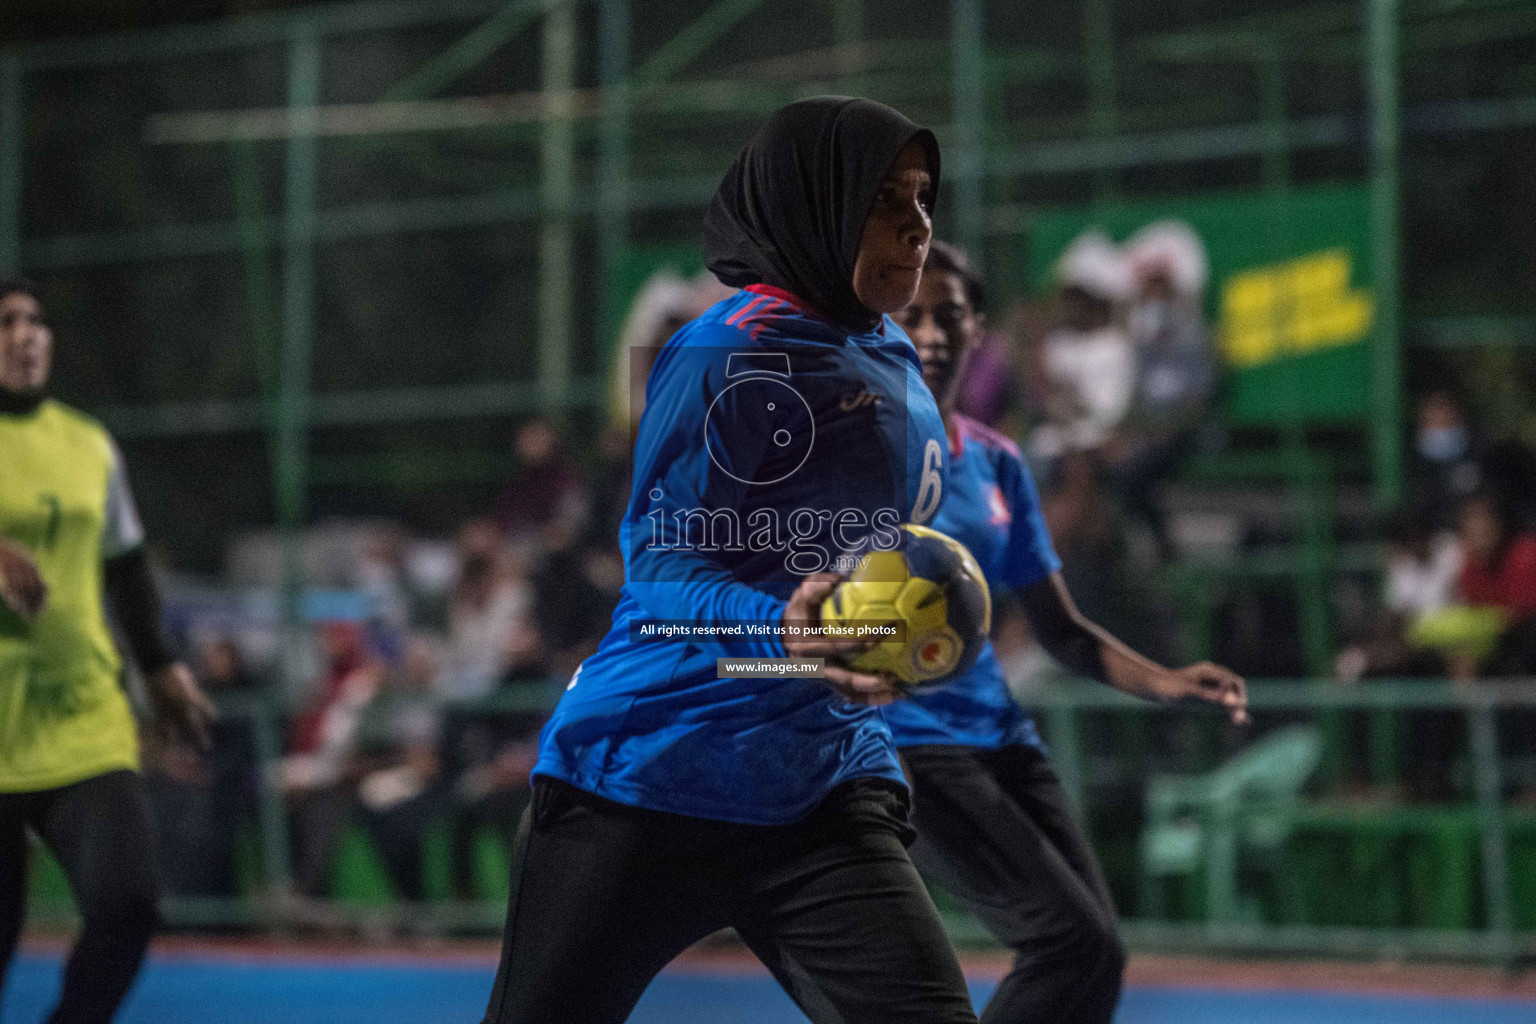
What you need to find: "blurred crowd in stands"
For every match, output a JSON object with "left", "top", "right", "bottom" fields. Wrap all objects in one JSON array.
[
  {"left": 137, "top": 222, "right": 1536, "bottom": 906},
  {"left": 144, "top": 418, "right": 632, "bottom": 904}
]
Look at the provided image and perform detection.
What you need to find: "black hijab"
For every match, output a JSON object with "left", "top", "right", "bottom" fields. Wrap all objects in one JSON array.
[
  {"left": 0, "top": 386, "right": 43, "bottom": 416},
  {"left": 704, "top": 96, "right": 940, "bottom": 334}
]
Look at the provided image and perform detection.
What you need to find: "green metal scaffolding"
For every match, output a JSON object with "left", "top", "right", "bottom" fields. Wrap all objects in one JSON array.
[{"left": 7, "top": 0, "right": 1536, "bottom": 958}]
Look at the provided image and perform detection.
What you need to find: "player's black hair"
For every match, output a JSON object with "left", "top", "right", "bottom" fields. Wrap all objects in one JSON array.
[
  {"left": 924, "top": 239, "right": 986, "bottom": 314},
  {"left": 0, "top": 276, "right": 39, "bottom": 304}
]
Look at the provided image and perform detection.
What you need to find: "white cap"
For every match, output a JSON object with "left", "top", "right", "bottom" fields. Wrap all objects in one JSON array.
[
  {"left": 1124, "top": 220, "right": 1209, "bottom": 297},
  {"left": 1054, "top": 228, "right": 1134, "bottom": 303}
]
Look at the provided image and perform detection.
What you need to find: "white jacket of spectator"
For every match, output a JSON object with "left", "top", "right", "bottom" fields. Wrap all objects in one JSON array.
[{"left": 1385, "top": 534, "right": 1463, "bottom": 618}]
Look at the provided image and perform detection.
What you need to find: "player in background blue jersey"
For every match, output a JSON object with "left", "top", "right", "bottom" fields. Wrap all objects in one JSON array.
[
  {"left": 480, "top": 99, "right": 977, "bottom": 1024},
  {"left": 887, "top": 241, "right": 1248, "bottom": 1024}
]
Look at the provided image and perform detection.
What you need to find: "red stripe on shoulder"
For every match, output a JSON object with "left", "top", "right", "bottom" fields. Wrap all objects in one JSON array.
[
  {"left": 952, "top": 413, "right": 1022, "bottom": 459},
  {"left": 724, "top": 295, "right": 769, "bottom": 327},
  {"left": 743, "top": 283, "right": 804, "bottom": 307},
  {"left": 731, "top": 291, "right": 792, "bottom": 339},
  {"left": 743, "top": 283, "right": 840, "bottom": 326}
]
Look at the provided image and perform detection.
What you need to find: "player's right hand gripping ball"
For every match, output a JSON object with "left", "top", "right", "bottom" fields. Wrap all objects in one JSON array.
[{"left": 820, "top": 524, "right": 991, "bottom": 690}]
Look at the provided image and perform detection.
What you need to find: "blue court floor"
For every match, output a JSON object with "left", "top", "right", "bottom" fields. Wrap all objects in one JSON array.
[{"left": 5, "top": 950, "right": 1536, "bottom": 1024}]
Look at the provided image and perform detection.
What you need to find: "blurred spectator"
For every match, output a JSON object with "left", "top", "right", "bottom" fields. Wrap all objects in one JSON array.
[
  {"left": 1398, "top": 490, "right": 1536, "bottom": 801},
  {"left": 443, "top": 621, "right": 550, "bottom": 899},
  {"left": 492, "top": 419, "right": 589, "bottom": 542},
  {"left": 355, "top": 524, "right": 446, "bottom": 642},
  {"left": 1334, "top": 510, "right": 1461, "bottom": 683},
  {"left": 609, "top": 269, "right": 736, "bottom": 434},
  {"left": 1409, "top": 391, "right": 1488, "bottom": 531},
  {"left": 1333, "top": 512, "right": 1463, "bottom": 800},
  {"left": 277, "top": 620, "right": 383, "bottom": 898},
  {"left": 1452, "top": 490, "right": 1536, "bottom": 678},
  {"left": 144, "top": 637, "right": 261, "bottom": 898},
  {"left": 1107, "top": 221, "right": 1216, "bottom": 559},
  {"left": 356, "top": 526, "right": 413, "bottom": 641},
  {"left": 202, "top": 635, "right": 259, "bottom": 694},
  {"left": 499, "top": 619, "right": 552, "bottom": 688},
  {"left": 351, "top": 634, "right": 446, "bottom": 902},
  {"left": 529, "top": 519, "right": 618, "bottom": 679},
  {"left": 1000, "top": 298, "right": 1056, "bottom": 425},
  {"left": 1022, "top": 231, "right": 1136, "bottom": 627},
  {"left": 1028, "top": 229, "right": 1136, "bottom": 465},
  {"left": 440, "top": 520, "right": 530, "bottom": 702},
  {"left": 1040, "top": 450, "right": 1120, "bottom": 626}
]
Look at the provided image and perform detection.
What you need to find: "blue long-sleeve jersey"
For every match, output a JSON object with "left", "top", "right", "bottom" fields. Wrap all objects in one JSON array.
[
  {"left": 883, "top": 414, "right": 1061, "bottom": 750},
  {"left": 533, "top": 285, "right": 950, "bottom": 824}
]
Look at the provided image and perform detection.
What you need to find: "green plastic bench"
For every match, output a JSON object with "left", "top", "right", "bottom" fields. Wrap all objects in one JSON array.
[{"left": 1138, "top": 724, "right": 1323, "bottom": 923}]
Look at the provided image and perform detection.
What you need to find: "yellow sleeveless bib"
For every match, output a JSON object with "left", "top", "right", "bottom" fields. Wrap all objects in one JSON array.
[{"left": 0, "top": 400, "right": 138, "bottom": 791}]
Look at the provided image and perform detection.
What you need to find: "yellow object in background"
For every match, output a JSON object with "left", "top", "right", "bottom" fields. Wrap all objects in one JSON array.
[{"left": 1408, "top": 605, "right": 1508, "bottom": 661}]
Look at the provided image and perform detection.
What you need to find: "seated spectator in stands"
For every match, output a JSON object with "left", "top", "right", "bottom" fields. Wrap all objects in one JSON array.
[
  {"left": 1334, "top": 511, "right": 1463, "bottom": 799},
  {"left": 1452, "top": 490, "right": 1536, "bottom": 678},
  {"left": 144, "top": 637, "right": 261, "bottom": 898},
  {"left": 445, "top": 621, "right": 551, "bottom": 900},
  {"left": 491, "top": 419, "right": 590, "bottom": 543},
  {"left": 1334, "top": 510, "right": 1461, "bottom": 683},
  {"left": 1001, "top": 298, "right": 1055, "bottom": 428},
  {"left": 276, "top": 620, "right": 383, "bottom": 898},
  {"left": 351, "top": 634, "right": 446, "bottom": 902},
  {"left": 1040, "top": 449, "right": 1120, "bottom": 626},
  {"left": 1024, "top": 234, "right": 1135, "bottom": 622},
  {"left": 1409, "top": 390, "right": 1488, "bottom": 532},
  {"left": 530, "top": 518, "right": 619, "bottom": 678},
  {"left": 439, "top": 519, "right": 529, "bottom": 702},
  {"left": 1028, "top": 229, "right": 1136, "bottom": 466},
  {"left": 355, "top": 524, "right": 446, "bottom": 641},
  {"left": 498, "top": 618, "right": 552, "bottom": 691},
  {"left": 1444, "top": 489, "right": 1536, "bottom": 801},
  {"left": 1107, "top": 221, "right": 1216, "bottom": 559}
]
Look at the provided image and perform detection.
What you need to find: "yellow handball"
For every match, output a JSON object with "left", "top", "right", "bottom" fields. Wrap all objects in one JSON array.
[{"left": 820, "top": 523, "right": 991, "bottom": 689}]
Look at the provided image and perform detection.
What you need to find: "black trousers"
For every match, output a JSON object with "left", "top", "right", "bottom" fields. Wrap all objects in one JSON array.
[
  {"left": 902, "top": 744, "right": 1125, "bottom": 1024},
  {"left": 0, "top": 770, "right": 160, "bottom": 1024},
  {"left": 482, "top": 777, "right": 977, "bottom": 1024}
]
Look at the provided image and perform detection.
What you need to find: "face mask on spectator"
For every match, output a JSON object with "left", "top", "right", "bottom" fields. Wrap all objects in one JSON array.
[{"left": 1416, "top": 425, "right": 1469, "bottom": 462}]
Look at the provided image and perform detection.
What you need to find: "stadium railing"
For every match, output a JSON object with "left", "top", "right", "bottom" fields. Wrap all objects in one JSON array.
[
  {"left": 1031, "top": 678, "right": 1536, "bottom": 967},
  {"left": 21, "top": 680, "right": 1536, "bottom": 967}
]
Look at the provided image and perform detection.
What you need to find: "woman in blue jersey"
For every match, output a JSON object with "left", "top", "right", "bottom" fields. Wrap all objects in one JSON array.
[
  {"left": 887, "top": 240, "right": 1249, "bottom": 1024},
  {"left": 480, "top": 99, "right": 976, "bottom": 1024}
]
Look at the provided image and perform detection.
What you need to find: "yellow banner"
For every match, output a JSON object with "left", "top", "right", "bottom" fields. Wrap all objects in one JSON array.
[{"left": 1220, "top": 248, "right": 1374, "bottom": 369}]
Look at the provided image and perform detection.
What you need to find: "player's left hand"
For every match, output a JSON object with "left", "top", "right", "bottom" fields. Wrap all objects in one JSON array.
[
  {"left": 781, "top": 574, "right": 898, "bottom": 706},
  {"left": 1149, "top": 662, "right": 1249, "bottom": 726},
  {"left": 822, "top": 663, "right": 903, "bottom": 707},
  {"left": 146, "top": 662, "right": 219, "bottom": 750}
]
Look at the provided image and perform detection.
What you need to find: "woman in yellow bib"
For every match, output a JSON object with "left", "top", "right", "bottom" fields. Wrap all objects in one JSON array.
[{"left": 0, "top": 277, "right": 216, "bottom": 1024}]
